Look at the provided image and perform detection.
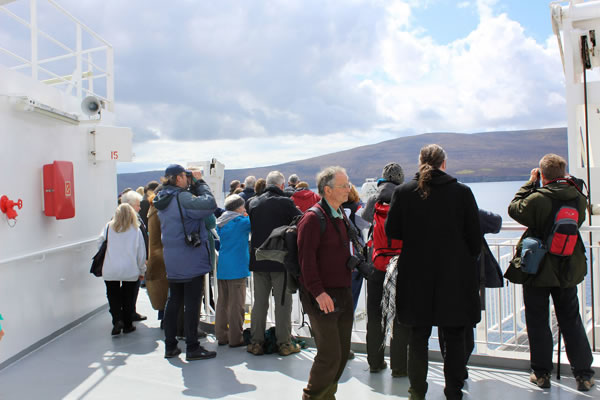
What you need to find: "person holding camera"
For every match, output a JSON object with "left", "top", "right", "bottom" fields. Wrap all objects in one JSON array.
[
  {"left": 297, "top": 166, "right": 355, "bottom": 400},
  {"left": 153, "top": 164, "right": 217, "bottom": 361},
  {"left": 385, "top": 144, "right": 481, "bottom": 400},
  {"left": 504, "top": 154, "right": 594, "bottom": 391}
]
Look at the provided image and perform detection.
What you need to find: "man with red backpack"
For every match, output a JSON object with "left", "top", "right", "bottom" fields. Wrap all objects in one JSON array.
[
  {"left": 363, "top": 163, "right": 410, "bottom": 377},
  {"left": 504, "top": 154, "right": 594, "bottom": 391}
]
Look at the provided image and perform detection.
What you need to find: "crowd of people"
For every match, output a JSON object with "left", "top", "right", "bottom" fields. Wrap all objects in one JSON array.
[{"left": 100, "top": 145, "right": 594, "bottom": 399}]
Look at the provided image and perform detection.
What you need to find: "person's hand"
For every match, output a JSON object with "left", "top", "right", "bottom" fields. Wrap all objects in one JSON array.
[
  {"left": 192, "top": 170, "right": 203, "bottom": 181},
  {"left": 315, "top": 292, "right": 334, "bottom": 314},
  {"left": 139, "top": 275, "right": 144, "bottom": 281},
  {"left": 0, "top": 329, "right": 4, "bottom": 341},
  {"left": 529, "top": 168, "right": 540, "bottom": 183}
]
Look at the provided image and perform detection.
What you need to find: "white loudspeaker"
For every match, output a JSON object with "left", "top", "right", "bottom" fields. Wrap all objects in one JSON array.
[{"left": 81, "top": 96, "right": 101, "bottom": 116}]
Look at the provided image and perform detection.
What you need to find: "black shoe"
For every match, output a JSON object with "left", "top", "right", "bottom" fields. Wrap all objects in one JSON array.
[
  {"left": 186, "top": 346, "right": 217, "bottom": 361},
  {"left": 197, "top": 328, "right": 208, "bottom": 338},
  {"left": 348, "top": 350, "right": 355, "bottom": 360},
  {"left": 132, "top": 313, "right": 147, "bottom": 322},
  {"left": 111, "top": 321, "right": 123, "bottom": 336},
  {"left": 370, "top": 361, "right": 388, "bottom": 373},
  {"left": 123, "top": 325, "right": 136, "bottom": 334},
  {"left": 164, "top": 347, "right": 182, "bottom": 359}
]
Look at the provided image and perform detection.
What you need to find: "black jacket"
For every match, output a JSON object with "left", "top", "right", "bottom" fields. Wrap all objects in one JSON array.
[
  {"left": 248, "top": 185, "right": 302, "bottom": 272},
  {"left": 478, "top": 209, "right": 503, "bottom": 289},
  {"left": 385, "top": 170, "right": 481, "bottom": 327},
  {"left": 239, "top": 187, "right": 255, "bottom": 202}
]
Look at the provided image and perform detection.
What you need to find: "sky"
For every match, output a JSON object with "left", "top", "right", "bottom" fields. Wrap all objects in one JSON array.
[{"left": 0, "top": 0, "right": 565, "bottom": 173}]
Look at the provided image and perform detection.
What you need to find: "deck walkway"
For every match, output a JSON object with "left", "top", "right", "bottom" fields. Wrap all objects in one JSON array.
[{"left": 0, "top": 293, "right": 598, "bottom": 400}]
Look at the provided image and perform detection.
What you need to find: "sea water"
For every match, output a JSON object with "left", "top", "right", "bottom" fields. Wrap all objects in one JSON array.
[{"left": 465, "top": 180, "right": 524, "bottom": 223}]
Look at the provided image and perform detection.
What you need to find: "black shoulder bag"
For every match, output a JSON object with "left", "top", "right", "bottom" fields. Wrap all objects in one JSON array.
[{"left": 90, "top": 226, "right": 109, "bottom": 277}]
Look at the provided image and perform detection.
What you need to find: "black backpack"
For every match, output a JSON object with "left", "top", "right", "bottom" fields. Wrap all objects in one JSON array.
[{"left": 255, "top": 205, "right": 326, "bottom": 297}]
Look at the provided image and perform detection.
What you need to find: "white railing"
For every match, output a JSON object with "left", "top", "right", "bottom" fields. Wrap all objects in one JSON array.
[
  {"left": 201, "top": 223, "right": 600, "bottom": 361},
  {"left": 0, "top": 0, "right": 114, "bottom": 110}
]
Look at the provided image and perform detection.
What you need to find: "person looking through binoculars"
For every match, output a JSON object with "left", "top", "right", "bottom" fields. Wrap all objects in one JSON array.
[{"left": 153, "top": 164, "right": 218, "bottom": 361}]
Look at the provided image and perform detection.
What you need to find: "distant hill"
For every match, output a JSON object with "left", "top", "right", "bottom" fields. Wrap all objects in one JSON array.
[{"left": 118, "top": 127, "right": 567, "bottom": 193}]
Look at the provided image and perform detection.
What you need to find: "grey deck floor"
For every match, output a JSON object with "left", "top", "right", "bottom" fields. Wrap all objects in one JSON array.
[{"left": 1, "top": 293, "right": 598, "bottom": 400}]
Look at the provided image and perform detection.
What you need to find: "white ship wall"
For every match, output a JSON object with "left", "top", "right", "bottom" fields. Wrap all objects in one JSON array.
[{"left": 0, "top": 65, "right": 119, "bottom": 365}]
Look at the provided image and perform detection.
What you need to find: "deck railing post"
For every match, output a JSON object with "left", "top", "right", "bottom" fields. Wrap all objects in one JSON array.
[
  {"left": 30, "top": 0, "right": 38, "bottom": 80},
  {"left": 76, "top": 24, "right": 82, "bottom": 100}
]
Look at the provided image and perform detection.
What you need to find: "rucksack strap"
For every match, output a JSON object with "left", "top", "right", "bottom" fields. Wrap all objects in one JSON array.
[{"left": 306, "top": 205, "right": 326, "bottom": 235}]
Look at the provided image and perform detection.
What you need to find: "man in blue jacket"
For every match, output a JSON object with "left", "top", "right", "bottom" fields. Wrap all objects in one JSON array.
[{"left": 154, "top": 164, "right": 217, "bottom": 361}]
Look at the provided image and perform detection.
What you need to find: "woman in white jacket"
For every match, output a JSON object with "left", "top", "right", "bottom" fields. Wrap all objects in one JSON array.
[{"left": 100, "top": 203, "right": 147, "bottom": 335}]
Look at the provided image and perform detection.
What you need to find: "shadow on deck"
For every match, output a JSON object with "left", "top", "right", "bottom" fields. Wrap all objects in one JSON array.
[{"left": 0, "top": 292, "right": 598, "bottom": 400}]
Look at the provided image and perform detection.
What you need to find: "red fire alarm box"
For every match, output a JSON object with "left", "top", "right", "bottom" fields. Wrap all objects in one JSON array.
[{"left": 43, "top": 161, "right": 75, "bottom": 220}]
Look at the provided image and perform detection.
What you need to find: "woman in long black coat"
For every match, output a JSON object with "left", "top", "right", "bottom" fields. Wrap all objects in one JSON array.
[{"left": 385, "top": 144, "right": 481, "bottom": 400}]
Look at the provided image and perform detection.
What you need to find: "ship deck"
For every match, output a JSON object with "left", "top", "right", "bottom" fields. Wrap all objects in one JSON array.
[{"left": 1, "top": 293, "right": 599, "bottom": 400}]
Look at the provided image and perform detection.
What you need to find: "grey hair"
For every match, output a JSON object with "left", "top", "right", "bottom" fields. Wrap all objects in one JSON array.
[
  {"left": 316, "top": 166, "right": 347, "bottom": 196},
  {"left": 288, "top": 174, "right": 299, "bottom": 185},
  {"left": 244, "top": 175, "right": 256, "bottom": 189},
  {"left": 120, "top": 190, "right": 143, "bottom": 206},
  {"left": 266, "top": 171, "right": 285, "bottom": 187}
]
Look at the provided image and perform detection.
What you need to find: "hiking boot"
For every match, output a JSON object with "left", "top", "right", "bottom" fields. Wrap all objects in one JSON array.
[
  {"left": 576, "top": 376, "right": 595, "bottom": 391},
  {"left": 247, "top": 343, "right": 264, "bottom": 356},
  {"left": 392, "top": 368, "right": 408, "bottom": 378},
  {"left": 278, "top": 342, "right": 301, "bottom": 356},
  {"left": 530, "top": 372, "right": 551, "bottom": 389},
  {"left": 164, "top": 347, "right": 182, "bottom": 359},
  {"left": 186, "top": 346, "right": 217, "bottom": 361},
  {"left": 370, "top": 361, "right": 388, "bottom": 373}
]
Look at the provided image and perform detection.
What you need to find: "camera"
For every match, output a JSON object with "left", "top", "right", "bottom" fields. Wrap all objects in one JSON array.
[
  {"left": 346, "top": 254, "right": 374, "bottom": 280},
  {"left": 185, "top": 231, "right": 202, "bottom": 248}
]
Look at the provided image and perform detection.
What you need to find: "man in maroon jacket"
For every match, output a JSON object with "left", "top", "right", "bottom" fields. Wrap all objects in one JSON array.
[{"left": 297, "top": 166, "right": 353, "bottom": 400}]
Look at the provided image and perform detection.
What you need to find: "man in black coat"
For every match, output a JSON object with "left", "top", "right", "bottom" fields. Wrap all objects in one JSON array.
[
  {"left": 385, "top": 144, "right": 481, "bottom": 400},
  {"left": 247, "top": 171, "right": 302, "bottom": 356},
  {"left": 239, "top": 175, "right": 256, "bottom": 202}
]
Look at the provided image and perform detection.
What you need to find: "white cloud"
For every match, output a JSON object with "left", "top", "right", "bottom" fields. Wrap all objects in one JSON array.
[{"left": 1, "top": 0, "right": 566, "bottom": 171}]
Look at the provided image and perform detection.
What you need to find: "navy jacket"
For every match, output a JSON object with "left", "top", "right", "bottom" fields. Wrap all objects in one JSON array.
[{"left": 153, "top": 181, "right": 217, "bottom": 281}]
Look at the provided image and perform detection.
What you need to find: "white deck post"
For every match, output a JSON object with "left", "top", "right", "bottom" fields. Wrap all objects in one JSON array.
[
  {"left": 29, "top": 0, "right": 37, "bottom": 80},
  {"left": 76, "top": 24, "right": 82, "bottom": 100},
  {"left": 107, "top": 47, "right": 114, "bottom": 112}
]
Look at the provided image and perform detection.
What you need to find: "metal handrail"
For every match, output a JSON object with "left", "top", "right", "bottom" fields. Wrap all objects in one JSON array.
[
  {"left": 202, "top": 222, "right": 600, "bottom": 357},
  {"left": 0, "top": 0, "right": 114, "bottom": 108}
]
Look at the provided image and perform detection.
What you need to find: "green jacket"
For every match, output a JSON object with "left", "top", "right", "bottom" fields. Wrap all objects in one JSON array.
[{"left": 504, "top": 180, "right": 588, "bottom": 287}]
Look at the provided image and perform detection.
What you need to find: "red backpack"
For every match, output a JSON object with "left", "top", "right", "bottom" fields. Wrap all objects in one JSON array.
[
  {"left": 546, "top": 199, "right": 580, "bottom": 256},
  {"left": 368, "top": 202, "right": 402, "bottom": 271}
]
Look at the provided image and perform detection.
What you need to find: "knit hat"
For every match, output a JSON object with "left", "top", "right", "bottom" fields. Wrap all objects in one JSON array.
[
  {"left": 224, "top": 194, "right": 245, "bottom": 211},
  {"left": 382, "top": 162, "right": 404, "bottom": 185}
]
